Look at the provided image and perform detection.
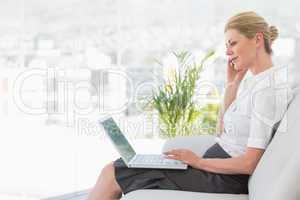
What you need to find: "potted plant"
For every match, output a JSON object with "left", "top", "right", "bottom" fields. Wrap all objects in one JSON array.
[{"left": 148, "top": 50, "right": 215, "bottom": 138}]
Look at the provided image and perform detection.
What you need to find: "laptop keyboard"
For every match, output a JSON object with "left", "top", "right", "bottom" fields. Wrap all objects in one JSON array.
[{"left": 132, "top": 154, "right": 183, "bottom": 165}]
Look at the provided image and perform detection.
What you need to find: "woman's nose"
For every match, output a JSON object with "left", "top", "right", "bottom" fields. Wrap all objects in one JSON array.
[{"left": 226, "top": 48, "right": 233, "bottom": 56}]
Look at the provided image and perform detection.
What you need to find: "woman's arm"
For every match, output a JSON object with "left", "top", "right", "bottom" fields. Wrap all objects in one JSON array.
[
  {"left": 216, "top": 82, "right": 240, "bottom": 135},
  {"left": 197, "top": 147, "right": 264, "bottom": 175},
  {"left": 165, "top": 147, "right": 264, "bottom": 175},
  {"left": 216, "top": 63, "right": 248, "bottom": 135}
]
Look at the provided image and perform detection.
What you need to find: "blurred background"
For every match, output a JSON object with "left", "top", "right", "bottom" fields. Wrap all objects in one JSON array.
[{"left": 0, "top": 0, "right": 299, "bottom": 199}]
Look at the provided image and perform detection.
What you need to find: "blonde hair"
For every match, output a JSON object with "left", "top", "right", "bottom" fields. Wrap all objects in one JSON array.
[{"left": 225, "top": 11, "right": 279, "bottom": 54}]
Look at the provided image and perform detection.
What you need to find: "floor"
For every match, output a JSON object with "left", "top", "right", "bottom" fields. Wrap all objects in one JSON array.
[{"left": 43, "top": 190, "right": 90, "bottom": 200}]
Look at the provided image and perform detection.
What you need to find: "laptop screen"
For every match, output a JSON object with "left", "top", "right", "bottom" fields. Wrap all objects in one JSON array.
[{"left": 101, "top": 117, "right": 136, "bottom": 164}]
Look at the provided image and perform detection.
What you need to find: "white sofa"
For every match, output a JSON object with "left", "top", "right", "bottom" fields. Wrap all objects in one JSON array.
[{"left": 121, "top": 86, "right": 300, "bottom": 200}]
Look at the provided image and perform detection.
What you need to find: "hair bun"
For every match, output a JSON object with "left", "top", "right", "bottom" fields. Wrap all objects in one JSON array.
[{"left": 269, "top": 25, "right": 279, "bottom": 43}]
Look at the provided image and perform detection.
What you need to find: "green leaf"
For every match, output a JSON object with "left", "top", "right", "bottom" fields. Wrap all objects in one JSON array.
[{"left": 150, "top": 50, "right": 216, "bottom": 138}]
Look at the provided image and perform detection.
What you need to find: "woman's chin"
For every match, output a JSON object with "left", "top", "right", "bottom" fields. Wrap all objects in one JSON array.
[
  {"left": 233, "top": 64, "right": 240, "bottom": 71},
  {"left": 233, "top": 64, "right": 246, "bottom": 71}
]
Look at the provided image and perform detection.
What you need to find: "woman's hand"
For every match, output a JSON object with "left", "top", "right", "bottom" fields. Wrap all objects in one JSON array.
[
  {"left": 227, "top": 60, "right": 248, "bottom": 84},
  {"left": 164, "top": 149, "right": 202, "bottom": 169}
]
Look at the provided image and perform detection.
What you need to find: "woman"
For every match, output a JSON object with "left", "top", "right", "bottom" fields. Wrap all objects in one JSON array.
[{"left": 88, "top": 11, "right": 292, "bottom": 200}]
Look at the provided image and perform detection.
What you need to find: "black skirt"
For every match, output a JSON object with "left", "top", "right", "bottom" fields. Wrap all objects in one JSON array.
[{"left": 113, "top": 143, "right": 249, "bottom": 195}]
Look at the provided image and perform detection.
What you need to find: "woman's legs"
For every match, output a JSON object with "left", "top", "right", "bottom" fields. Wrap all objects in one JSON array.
[{"left": 88, "top": 162, "right": 123, "bottom": 200}]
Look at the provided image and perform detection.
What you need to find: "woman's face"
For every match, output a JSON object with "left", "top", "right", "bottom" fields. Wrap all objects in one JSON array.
[{"left": 225, "top": 29, "right": 257, "bottom": 71}]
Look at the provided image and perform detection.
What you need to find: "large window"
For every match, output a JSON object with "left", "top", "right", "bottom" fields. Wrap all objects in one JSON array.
[{"left": 1, "top": 0, "right": 300, "bottom": 199}]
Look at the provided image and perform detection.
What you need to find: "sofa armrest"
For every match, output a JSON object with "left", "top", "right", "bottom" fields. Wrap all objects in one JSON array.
[{"left": 162, "top": 135, "right": 216, "bottom": 157}]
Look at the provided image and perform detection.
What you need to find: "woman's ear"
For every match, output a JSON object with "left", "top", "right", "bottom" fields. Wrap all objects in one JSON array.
[{"left": 255, "top": 32, "right": 264, "bottom": 47}]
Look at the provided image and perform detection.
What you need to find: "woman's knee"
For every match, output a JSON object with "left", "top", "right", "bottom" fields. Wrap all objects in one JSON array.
[
  {"left": 101, "top": 162, "right": 122, "bottom": 193},
  {"left": 101, "top": 162, "right": 115, "bottom": 176}
]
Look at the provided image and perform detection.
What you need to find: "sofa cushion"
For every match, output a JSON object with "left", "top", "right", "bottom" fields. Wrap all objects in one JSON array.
[
  {"left": 248, "top": 91, "right": 300, "bottom": 200},
  {"left": 267, "top": 150, "right": 300, "bottom": 200},
  {"left": 121, "top": 189, "right": 248, "bottom": 200}
]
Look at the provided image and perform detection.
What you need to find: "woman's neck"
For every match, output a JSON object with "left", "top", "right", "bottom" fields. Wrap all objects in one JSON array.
[{"left": 249, "top": 52, "right": 273, "bottom": 75}]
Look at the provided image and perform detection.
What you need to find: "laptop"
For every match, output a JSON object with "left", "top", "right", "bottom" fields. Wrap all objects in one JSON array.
[{"left": 100, "top": 117, "right": 188, "bottom": 170}]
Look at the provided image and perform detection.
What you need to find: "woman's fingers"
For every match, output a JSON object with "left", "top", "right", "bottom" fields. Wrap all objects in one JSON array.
[
  {"left": 227, "top": 62, "right": 248, "bottom": 84},
  {"left": 164, "top": 149, "right": 199, "bottom": 166},
  {"left": 163, "top": 149, "right": 183, "bottom": 158},
  {"left": 165, "top": 154, "right": 180, "bottom": 160},
  {"left": 227, "top": 60, "right": 238, "bottom": 82}
]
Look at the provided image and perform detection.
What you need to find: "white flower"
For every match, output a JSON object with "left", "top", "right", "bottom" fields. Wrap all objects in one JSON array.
[{"left": 162, "top": 53, "right": 179, "bottom": 86}]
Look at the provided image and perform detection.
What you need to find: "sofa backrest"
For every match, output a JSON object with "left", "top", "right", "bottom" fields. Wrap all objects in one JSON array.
[{"left": 248, "top": 86, "right": 300, "bottom": 200}]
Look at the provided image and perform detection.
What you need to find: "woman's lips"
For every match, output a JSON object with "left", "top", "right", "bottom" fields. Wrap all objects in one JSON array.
[{"left": 231, "top": 56, "right": 238, "bottom": 61}]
